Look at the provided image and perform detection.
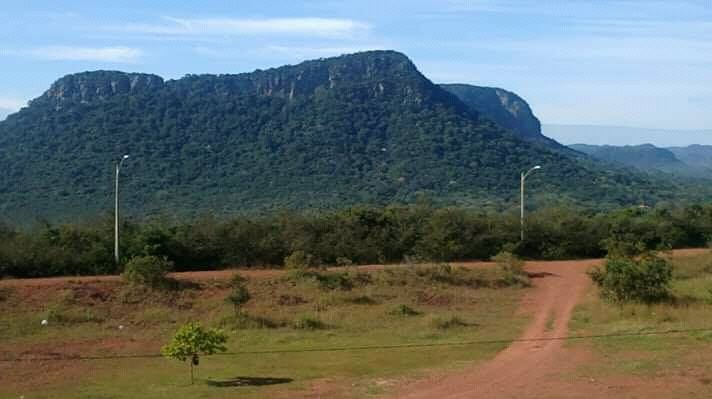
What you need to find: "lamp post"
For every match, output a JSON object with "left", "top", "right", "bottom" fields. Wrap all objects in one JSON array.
[
  {"left": 520, "top": 165, "right": 541, "bottom": 242},
  {"left": 115, "top": 154, "right": 129, "bottom": 265}
]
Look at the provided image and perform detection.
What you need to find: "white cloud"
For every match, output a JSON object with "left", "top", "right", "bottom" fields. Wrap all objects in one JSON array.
[
  {"left": 119, "top": 17, "right": 370, "bottom": 39},
  {"left": 23, "top": 46, "right": 142, "bottom": 63},
  {"left": 0, "top": 97, "right": 25, "bottom": 110}
]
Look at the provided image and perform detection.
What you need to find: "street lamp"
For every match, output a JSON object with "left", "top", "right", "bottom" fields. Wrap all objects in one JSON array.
[
  {"left": 115, "top": 154, "right": 129, "bottom": 265},
  {"left": 520, "top": 165, "right": 541, "bottom": 242}
]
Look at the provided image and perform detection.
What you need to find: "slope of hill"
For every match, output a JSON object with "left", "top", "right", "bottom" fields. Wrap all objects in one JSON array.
[
  {"left": 570, "top": 143, "right": 711, "bottom": 178},
  {"left": 440, "top": 84, "right": 576, "bottom": 156},
  {"left": 0, "top": 50, "right": 701, "bottom": 220},
  {"left": 439, "top": 84, "right": 541, "bottom": 139}
]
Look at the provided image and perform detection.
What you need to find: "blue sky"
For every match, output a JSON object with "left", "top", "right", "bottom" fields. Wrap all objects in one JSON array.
[{"left": 1, "top": 0, "right": 711, "bottom": 145}]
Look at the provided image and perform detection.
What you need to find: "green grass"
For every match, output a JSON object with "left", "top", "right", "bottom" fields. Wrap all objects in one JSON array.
[
  {"left": 568, "top": 251, "right": 712, "bottom": 378},
  {"left": 0, "top": 264, "right": 528, "bottom": 398}
]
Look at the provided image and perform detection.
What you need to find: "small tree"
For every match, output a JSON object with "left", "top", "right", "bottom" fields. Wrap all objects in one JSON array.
[
  {"left": 161, "top": 322, "right": 228, "bottom": 384},
  {"left": 226, "top": 273, "right": 250, "bottom": 316}
]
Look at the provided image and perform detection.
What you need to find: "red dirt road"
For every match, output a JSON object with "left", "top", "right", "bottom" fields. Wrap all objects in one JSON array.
[
  {"left": 392, "top": 248, "right": 710, "bottom": 399},
  {"left": 393, "top": 259, "right": 598, "bottom": 399}
]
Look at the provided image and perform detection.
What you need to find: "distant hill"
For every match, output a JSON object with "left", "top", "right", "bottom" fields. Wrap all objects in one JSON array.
[
  {"left": 544, "top": 124, "right": 712, "bottom": 147},
  {"left": 667, "top": 145, "right": 712, "bottom": 173},
  {"left": 0, "top": 50, "right": 704, "bottom": 221},
  {"left": 570, "top": 143, "right": 712, "bottom": 178}
]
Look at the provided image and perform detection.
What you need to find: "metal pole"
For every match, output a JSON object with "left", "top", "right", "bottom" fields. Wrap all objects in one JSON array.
[
  {"left": 114, "top": 155, "right": 129, "bottom": 265},
  {"left": 520, "top": 172, "right": 525, "bottom": 242},
  {"left": 520, "top": 165, "right": 541, "bottom": 242},
  {"left": 114, "top": 162, "right": 120, "bottom": 265}
]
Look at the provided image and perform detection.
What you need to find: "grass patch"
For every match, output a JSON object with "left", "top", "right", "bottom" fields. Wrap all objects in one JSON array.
[
  {"left": 430, "top": 315, "right": 473, "bottom": 330},
  {"left": 344, "top": 294, "right": 378, "bottom": 305},
  {"left": 293, "top": 315, "right": 328, "bottom": 330},
  {"left": 0, "top": 262, "right": 528, "bottom": 399},
  {"left": 220, "top": 313, "right": 285, "bottom": 330},
  {"left": 569, "top": 251, "right": 712, "bottom": 379}
]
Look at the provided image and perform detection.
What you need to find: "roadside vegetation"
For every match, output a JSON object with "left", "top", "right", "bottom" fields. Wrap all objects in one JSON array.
[
  {"left": 1, "top": 204, "right": 711, "bottom": 278},
  {"left": 571, "top": 250, "right": 712, "bottom": 382}
]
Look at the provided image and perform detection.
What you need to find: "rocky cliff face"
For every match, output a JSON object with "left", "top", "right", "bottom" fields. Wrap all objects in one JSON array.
[
  {"left": 172, "top": 50, "right": 425, "bottom": 98},
  {"left": 37, "top": 71, "right": 164, "bottom": 109},
  {"left": 440, "top": 84, "right": 541, "bottom": 139}
]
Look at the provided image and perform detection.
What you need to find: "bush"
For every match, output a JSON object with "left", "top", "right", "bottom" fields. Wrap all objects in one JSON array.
[
  {"left": 491, "top": 251, "right": 530, "bottom": 287},
  {"left": 588, "top": 254, "right": 673, "bottom": 303},
  {"left": 293, "top": 316, "right": 327, "bottom": 330},
  {"left": 284, "top": 250, "right": 319, "bottom": 270},
  {"left": 388, "top": 304, "right": 421, "bottom": 316},
  {"left": 335, "top": 256, "right": 354, "bottom": 267},
  {"left": 430, "top": 315, "right": 470, "bottom": 329},
  {"left": 226, "top": 285, "right": 250, "bottom": 315},
  {"left": 220, "top": 313, "right": 283, "bottom": 329},
  {"left": 122, "top": 255, "right": 173, "bottom": 288}
]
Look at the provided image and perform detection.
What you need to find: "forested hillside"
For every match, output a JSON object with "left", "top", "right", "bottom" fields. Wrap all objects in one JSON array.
[{"left": 0, "top": 50, "right": 703, "bottom": 221}]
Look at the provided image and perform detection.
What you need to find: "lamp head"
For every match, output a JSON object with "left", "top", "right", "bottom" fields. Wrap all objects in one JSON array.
[
  {"left": 122, "top": 154, "right": 130, "bottom": 159},
  {"left": 533, "top": 165, "right": 541, "bottom": 170}
]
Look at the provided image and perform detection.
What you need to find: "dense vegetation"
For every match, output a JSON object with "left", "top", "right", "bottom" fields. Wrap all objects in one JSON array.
[
  {"left": 0, "top": 50, "right": 706, "bottom": 221},
  {"left": 1, "top": 204, "right": 710, "bottom": 278}
]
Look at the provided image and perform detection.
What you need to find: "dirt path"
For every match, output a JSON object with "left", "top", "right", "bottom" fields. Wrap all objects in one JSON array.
[
  {"left": 392, "top": 248, "right": 710, "bottom": 399},
  {"left": 392, "top": 259, "right": 598, "bottom": 399}
]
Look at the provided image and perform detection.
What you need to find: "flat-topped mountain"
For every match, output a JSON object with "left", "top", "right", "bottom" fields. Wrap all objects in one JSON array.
[{"left": 0, "top": 50, "right": 700, "bottom": 220}]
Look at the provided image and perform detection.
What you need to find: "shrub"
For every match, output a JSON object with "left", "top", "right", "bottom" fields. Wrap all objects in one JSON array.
[
  {"left": 345, "top": 295, "right": 377, "bottom": 305},
  {"left": 226, "top": 285, "right": 250, "bottom": 315},
  {"left": 284, "top": 250, "right": 318, "bottom": 270},
  {"left": 335, "top": 256, "right": 354, "bottom": 267},
  {"left": 293, "top": 316, "right": 327, "bottom": 330},
  {"left": 491, "top": 251, "right": 530, "bottom": 287},
  {"left": 430, "top": 315, "right": 470, "bottom": 329},
  {"left": 0, "top": 287, "right": 13, "bottom": 302},
  {"left": 220, "top": 313, "right": 283, "bottom": 329},
  {"left": 588, "top": 254, "right": 673, "bottom": 303},
  {"left": 388, "top": 304, "right": 421, "bottom": 316},
  {"left": 122, "top": 255, "right": 173, "bottom": 288},
  {"left": 286, "top": 269, "right": 370, "bottom": 291},
  {"left": 225, "top": 273, "right": 250, "bottom": 315},
  {"left": 44, "top": 306, "right": 103, "bottom": 324}
]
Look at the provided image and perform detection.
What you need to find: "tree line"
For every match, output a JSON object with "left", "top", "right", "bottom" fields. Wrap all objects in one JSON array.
[{"left": 1, "top": 204, "right": 710, "bottom": 278}]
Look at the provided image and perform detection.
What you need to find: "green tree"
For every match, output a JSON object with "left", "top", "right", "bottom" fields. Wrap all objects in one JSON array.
[{"left": 161, "top": 322, "right": 228, "bottom": 384}]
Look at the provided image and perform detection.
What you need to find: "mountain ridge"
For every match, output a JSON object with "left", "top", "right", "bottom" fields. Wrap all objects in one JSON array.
[{"left": 0, "top": 50, "right": 703, "bottom": 221}]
